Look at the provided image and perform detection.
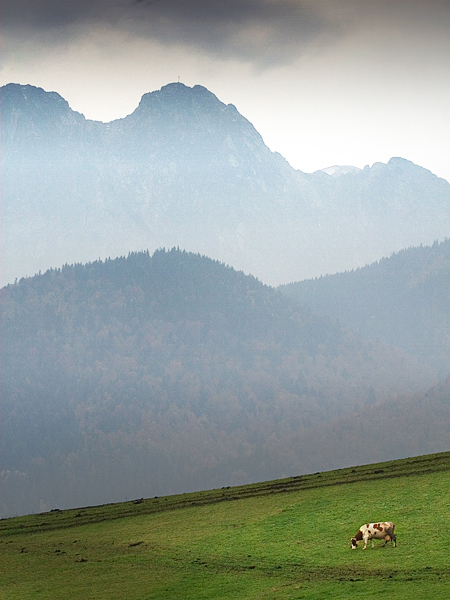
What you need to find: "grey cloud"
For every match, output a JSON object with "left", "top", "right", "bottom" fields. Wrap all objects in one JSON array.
[
  {"left": 2, "top": 0, "right": 108, "bottom": 29},
  {"left": 131, "top": 0, "right": 337, "bottom": 65},
  {"left": 3, "top": 0, "right": 449, "bottom": 67},
  {"left": 2, "top": 0, "right": 342, "bottom": 67},
  {"left": 2, "top": 0, "right": 330, "bottom": 32}
]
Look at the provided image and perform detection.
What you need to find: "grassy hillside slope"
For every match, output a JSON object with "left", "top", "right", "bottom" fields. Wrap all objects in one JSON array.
[{"left": 1, "top": 451, "right": 449, "bottom": 599}]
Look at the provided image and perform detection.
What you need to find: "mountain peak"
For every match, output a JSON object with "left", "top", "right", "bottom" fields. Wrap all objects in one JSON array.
[
  {"left": 0, "top": 83, "right": 72, "bottom": 113},
  {"left": 319, "top": 165, "right": 361, "bottom": 177},
  {"left": 118, "top": 81, "right": 271, "bottom": 169},
  {"left": 136, "top": 82, "right": 223, "bottom": 113},
  {"left": 160, "top": 82, "right": 210, "bottom": 95}
]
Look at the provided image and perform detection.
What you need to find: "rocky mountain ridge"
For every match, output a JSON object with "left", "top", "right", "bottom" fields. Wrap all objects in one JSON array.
[{"left": 2, "top": 82, "right": 450, "bottom": 286}]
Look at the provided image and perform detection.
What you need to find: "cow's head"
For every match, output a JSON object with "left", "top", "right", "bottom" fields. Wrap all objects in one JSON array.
[{"left": 351, "top": 530, "right": 363, "bottom": 549}]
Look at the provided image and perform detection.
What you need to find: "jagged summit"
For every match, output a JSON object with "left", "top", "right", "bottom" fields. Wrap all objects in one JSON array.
[
  {"left": 0, "top": 83, "right": 87, "bottom": 149},
  {"left": 1, "top": 82, "right": 64, "bottom": 102},
  {"left": 127, "top": 81, "right": 261, "bottom": 146},
  {"left": 0, "top": 83, "right": 82, "bottom": 118},
  {"left": 140, "top": 81, "right": 216, "bottom": 101},
  {"left": 319, "top": 165, "right": 361, "bottom": 176},
  {"left": 130, "top": 82, "right": 234, "bottom": 121},
  {"left": 1, "top": 84, "right": 62, "bottom": 124},
  {"left": 1, "top": 81, "right": 449, "bottom": 287}
]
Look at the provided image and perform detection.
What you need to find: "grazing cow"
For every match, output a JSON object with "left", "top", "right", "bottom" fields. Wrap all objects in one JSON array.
[{"left": 351, "top": 522, "right": 396, "bottom": 549}]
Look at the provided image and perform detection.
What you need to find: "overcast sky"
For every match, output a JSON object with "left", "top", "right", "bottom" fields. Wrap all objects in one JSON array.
[{"left": 1, "top": 0, "right": 450, "bottom": 181}]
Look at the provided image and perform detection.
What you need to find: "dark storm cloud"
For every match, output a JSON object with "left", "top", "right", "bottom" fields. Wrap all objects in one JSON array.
[
  {"left": 132, "top": 0, "right": 339, "bottom": 65},
  {"left": 1, "top": 0, "right": 343, "bottom": 66},
  {"left": 2, "top": 0, "right": 105, "bottom": 29},
  {"left": 2, "top": 0, "right": 330, "bottom": 33},
  {"left": 3, "top": 0, "right": 450, "bottom": 67}
]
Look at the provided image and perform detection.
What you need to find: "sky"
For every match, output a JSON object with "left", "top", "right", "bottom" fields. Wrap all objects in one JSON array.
[{"left": 1, "top": 0, "right": 450, "bottom": 182}]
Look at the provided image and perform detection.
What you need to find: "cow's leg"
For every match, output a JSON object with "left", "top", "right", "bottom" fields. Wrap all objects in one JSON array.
[{"left": 363, "top": 535, "right": 369, "bottom": 550}]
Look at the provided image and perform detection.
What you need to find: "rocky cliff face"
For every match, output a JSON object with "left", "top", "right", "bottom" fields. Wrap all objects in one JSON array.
[{"left": 1, "top": 82, "right": 450, "bottom": 286}]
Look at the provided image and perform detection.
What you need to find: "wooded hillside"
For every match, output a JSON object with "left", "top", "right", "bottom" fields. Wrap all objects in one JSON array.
[
  {"left": 280, "top": 239, "right": 450, "bottom": 372},
  {"left": 0, "top": 249, "right": 436, "bottom": 517}
]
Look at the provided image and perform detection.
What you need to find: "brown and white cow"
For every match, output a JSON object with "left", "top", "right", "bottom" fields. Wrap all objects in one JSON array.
[{"left": 351, "top": 522, "right": 396, "bottom": 549}]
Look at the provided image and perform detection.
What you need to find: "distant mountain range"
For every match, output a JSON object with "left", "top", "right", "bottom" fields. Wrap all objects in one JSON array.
[
  {"left": 1, "top": 82, "right": 450, "bottom": 287},
  {"left": 280, "top": 239, "right": 450, "bottom": 373},
  {"left": 278, "top": 239, "right": 450, "bottom": 469},
  {"left": 0, "top": 248, "right": 441, "bottom": 517}
]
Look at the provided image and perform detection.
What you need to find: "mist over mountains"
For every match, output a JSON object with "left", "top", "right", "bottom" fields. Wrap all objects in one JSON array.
[
  {"left": 2, "top": 81, "right": 450, "bottom": 287},
  {"left": 1, "top": 248, "right": 442, "bottom": 517},
  {"left": 2, "top": 81, "right": 450, "bottom": 518},
  {"left": 281, "top": 239, "right": 450, "bottom": 374}
]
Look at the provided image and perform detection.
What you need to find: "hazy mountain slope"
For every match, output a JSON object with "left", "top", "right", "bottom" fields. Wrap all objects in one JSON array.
[
  {"left": 2, "top": 82, "right": 450, "bottom": 287},
  {"left": 306, "top": 158, "right": 450, "bottom": 273},
  {"left": 280, "top": 239, "right": 450, "bottom": 372},
  {"left": 0, "top": 250, "right": 435, "bottom": 517},
  {"left": 290, "top": 376, "right": 450, "bottom": 473},
  {"left": 0, "top": 82, "right": 302, "bottom": 286}
]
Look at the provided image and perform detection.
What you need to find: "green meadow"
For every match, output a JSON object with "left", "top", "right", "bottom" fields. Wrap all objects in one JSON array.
[{"left": 1, "top": 452, "right": 449, "bottom": 599}]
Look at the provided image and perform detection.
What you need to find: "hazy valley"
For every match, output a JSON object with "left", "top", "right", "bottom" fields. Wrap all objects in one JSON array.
[
  {"left": 1, "top": 82, "right": 450, "bottom": 518},
  {"left": 1, "top": 247, "right": 449, "bottom": 517}
]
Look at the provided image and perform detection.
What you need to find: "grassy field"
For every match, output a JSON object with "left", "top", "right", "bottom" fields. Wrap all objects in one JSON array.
[{"left": 1, "top": 451, "right": 449, "bottom": 599}]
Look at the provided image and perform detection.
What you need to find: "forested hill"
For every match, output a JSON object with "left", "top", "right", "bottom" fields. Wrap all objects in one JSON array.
[
  {"left": 280, "top": 239, "right": 450, "bottom": 373},
  {"left": 0, "top": 249, "right": 437, "bottom": 517}
]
